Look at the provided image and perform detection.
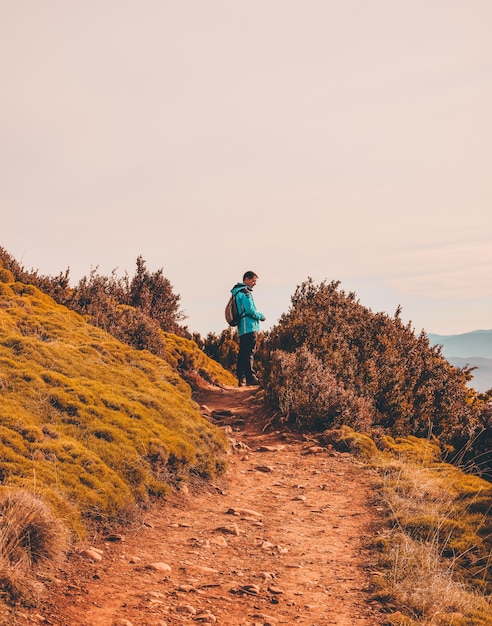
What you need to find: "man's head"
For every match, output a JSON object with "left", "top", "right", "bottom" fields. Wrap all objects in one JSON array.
[{"left": 243, "top": 271, "right": 258, "bottom": 288}]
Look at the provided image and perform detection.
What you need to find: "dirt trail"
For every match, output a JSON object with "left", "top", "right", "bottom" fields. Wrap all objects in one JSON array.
[{"left": 12, "top": 385, "right": 387, "bottom": 626}]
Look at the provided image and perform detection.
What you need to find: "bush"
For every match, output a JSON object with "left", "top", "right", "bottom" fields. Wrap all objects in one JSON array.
[
  {"left": 261, "top": 279, "right": 486, "bottom": 452},
  {"left": 267, "top": 346, "right": 373, "bottom": 431}
]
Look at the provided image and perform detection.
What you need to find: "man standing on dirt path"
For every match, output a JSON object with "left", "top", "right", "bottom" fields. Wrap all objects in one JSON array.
[{"left": 231, "top": 271, "right": 266, "bottom": 387}]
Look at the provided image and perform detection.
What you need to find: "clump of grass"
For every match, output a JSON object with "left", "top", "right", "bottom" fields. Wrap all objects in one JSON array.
[
  {"left": 321, "top": 425, "right": 379, "bottom": 458},
  {"left": 384, "top": 532, "right": 491, "bottom": 625},
  {"left": 0, "top": 490, "right": 69, "bottom": 605}
]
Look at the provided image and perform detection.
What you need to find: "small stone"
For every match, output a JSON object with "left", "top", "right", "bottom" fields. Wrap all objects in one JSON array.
[
  {"left": 215, "top": 524, "right": 240, "bottom": 536},
  {"left": 304, "top": 446, "right": 325, "bottom": 454},
  {"left": 257, "top": 445, "right": 284, "bottom": 452},
  {"left": 176, "top": 604, "right": 196, "bottom": 615},
  {"left": 254, "top": 465, "right": 274, "bottom": 473},
  {"left": 226, "top": 507, "right": 262, "bottom": 518},
  {"left": 148, "top": 562, "right": 172, "bottom": 572},
  {"left": 105, "top": 533, "right": 124, "bottom": 542},
  {"left": 195, "top": 611, "right": 217, "bottom": 623},
  {"left": 240, "top": 583, "right": 260, "bottom": 595},
  {"left": 253, "top": 614, "right": 278, "bottom": 624},
  {"left": 193, "top": 565, "right": 219, "bottom": 574},
  {"left": 80, "top": 549, "right": 102, "bottom": 562},
  {"left": 210, "top": 536, "right": 228, "bottom": 547},
  {"left": 268, "top": 585, "right": 284, "bottom": 594},
  {"left": 148, "top": 591, "right": 166, "bottom": 599}
]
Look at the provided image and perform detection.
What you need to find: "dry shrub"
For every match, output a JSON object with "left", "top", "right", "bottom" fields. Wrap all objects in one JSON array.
[
  {"left": 267, "top": 346, "right": 374, "bottom": 431},
  {"left": 0, "top": 490, "right": 69, "bottom": 605}
]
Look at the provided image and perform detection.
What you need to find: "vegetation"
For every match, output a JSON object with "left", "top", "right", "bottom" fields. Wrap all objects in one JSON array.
[
  {"left": 261, "top": 278, "right": 492, "bottom": 476},
  {"left": 0, "top": 490, "right": 68, "bottom": 605},
  {"left": 196, "top": 327, "right": 239, "bottom": 374},
  {"left": 0, "top": 263, "right": 232, "bottom": 521},
  {"left": 260, "top": 279, "right": 492, "bottom": 624},
  {"left": 0, "top": 248, "right": 186, "bottom": 352},
  {"left": 323, "top": 427, "right": 492, "bottom": 624},
  {"left": 1, "top": 251, "right": 490, "bottom": 621}
]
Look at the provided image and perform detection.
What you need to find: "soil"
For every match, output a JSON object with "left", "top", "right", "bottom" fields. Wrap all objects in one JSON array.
[{"left": 10, "top": 385, "right": 389, "bottom": 626}]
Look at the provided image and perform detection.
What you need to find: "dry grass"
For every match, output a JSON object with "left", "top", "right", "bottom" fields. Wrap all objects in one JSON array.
[
  {"left": 387, "top": 532, "right": 491, "bottom": 625},
  {"left": 377, "top": 441, "right": 492, "bottom": 625},
  {"left": 327, "top": 427, "right": 492, "bottom": 625},
  {"left": 0, "top": 490, "right": 69, "bottom": 605}
]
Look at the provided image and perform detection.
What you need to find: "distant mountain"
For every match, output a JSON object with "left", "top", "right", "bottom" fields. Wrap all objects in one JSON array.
[
  {"left": 427, "top": 329, "right": 492, "bottom": 359},
  {"left": 428, "top": 330, "right": 492, "bottom": 393},
  {"left": 447, "top": 357, "right": 492, "bottom": 393}
]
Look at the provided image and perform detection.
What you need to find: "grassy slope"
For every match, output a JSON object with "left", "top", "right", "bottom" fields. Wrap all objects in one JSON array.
[{"left": 0, "top": 270, "right": 231, "bottom": 536}]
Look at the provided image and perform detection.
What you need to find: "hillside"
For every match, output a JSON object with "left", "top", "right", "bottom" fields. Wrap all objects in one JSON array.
[
  {"left": 0, "top": 269, "right": 233, "bottom": 534},
  {"left": 428, "top": 330, "right": 492, "bottom": 392}
]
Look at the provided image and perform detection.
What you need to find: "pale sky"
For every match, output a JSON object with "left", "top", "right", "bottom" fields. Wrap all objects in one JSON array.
[{"left": 1, "top": 1, "right": 491, "bottom": 337}]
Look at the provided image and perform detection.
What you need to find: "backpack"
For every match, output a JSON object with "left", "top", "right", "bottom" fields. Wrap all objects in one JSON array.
[{"left": 225, "top": 289, "right": 246, "bottom": 327}]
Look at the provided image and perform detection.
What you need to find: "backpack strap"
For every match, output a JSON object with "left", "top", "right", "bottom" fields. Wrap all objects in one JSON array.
[{"left": 236, "top": 288, "right": 248, "bottom": 318}]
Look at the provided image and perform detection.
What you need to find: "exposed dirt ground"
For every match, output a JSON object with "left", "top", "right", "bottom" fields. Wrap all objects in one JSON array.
[{"left": 10, "top": 385, "right": 389, "bottom": 626}]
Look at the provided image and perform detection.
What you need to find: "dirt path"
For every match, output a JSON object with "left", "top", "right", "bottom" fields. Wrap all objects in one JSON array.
[{"left": 12, "top": 386, "right": 387, "bottom": 626}]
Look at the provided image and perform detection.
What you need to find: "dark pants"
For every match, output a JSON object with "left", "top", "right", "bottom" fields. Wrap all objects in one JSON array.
[{"left": 237, "top": 332, "right": 257, "bottom": 383}]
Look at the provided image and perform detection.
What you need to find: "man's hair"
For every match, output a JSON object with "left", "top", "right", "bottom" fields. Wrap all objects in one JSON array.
[{"left": 243, "top": 271, "right": 258, "bottom": 281}]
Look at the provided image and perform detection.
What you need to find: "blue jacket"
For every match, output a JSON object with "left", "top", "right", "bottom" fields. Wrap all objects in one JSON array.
[{"left": 231, "top": 282, "right": 265, "bottom": 336}]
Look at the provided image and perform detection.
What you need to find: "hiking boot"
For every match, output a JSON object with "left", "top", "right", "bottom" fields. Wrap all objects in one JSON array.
[
  {"left": 246, "top": 375, "right": 259, "bottom": 386},
  {"left": 238, "top": 377, "right": 246, "bottom": 387}
]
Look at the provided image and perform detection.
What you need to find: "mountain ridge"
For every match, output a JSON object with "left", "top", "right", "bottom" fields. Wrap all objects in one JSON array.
[{"left": 428, "top": 329, "right": 492, "bottom": 392}]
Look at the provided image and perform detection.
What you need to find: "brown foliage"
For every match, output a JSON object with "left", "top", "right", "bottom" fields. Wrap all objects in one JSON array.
[{"left": 261, "top": 279, "right": 488, "bottom": 460}]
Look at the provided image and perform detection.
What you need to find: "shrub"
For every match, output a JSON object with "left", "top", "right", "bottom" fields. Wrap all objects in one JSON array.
[
  {"left": 0, "top": 490, "right": 68, "bottom": 568},
  {"left": 267, "top": 347, "right": 373, "bottom": 431},
  {"left": 199, "top": 328, "right": 240, "bottom": 374},
  {"left": 261, "top": 278, "right": 486, "bottom": 453}
]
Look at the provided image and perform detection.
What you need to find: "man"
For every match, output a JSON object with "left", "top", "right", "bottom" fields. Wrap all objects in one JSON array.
[{"left": 230, "top": 271, "right": 266, "bottom": 386}]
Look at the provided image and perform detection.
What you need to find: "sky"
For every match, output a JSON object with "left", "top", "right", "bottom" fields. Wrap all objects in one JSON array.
[{"left": 1, "top": 1, "right": 491, "bottom": 337}]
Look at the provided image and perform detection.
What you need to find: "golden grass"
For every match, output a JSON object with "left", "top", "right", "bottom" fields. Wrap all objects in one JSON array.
[
  {"left": 161, "top": 331, "right": 237, "bottom": 387},
  {"left": 0, "top": 274, "right": 230, "bottom": 540},
  {"left": 326, "top": 426, "right": 492, "bottom": 625}
]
